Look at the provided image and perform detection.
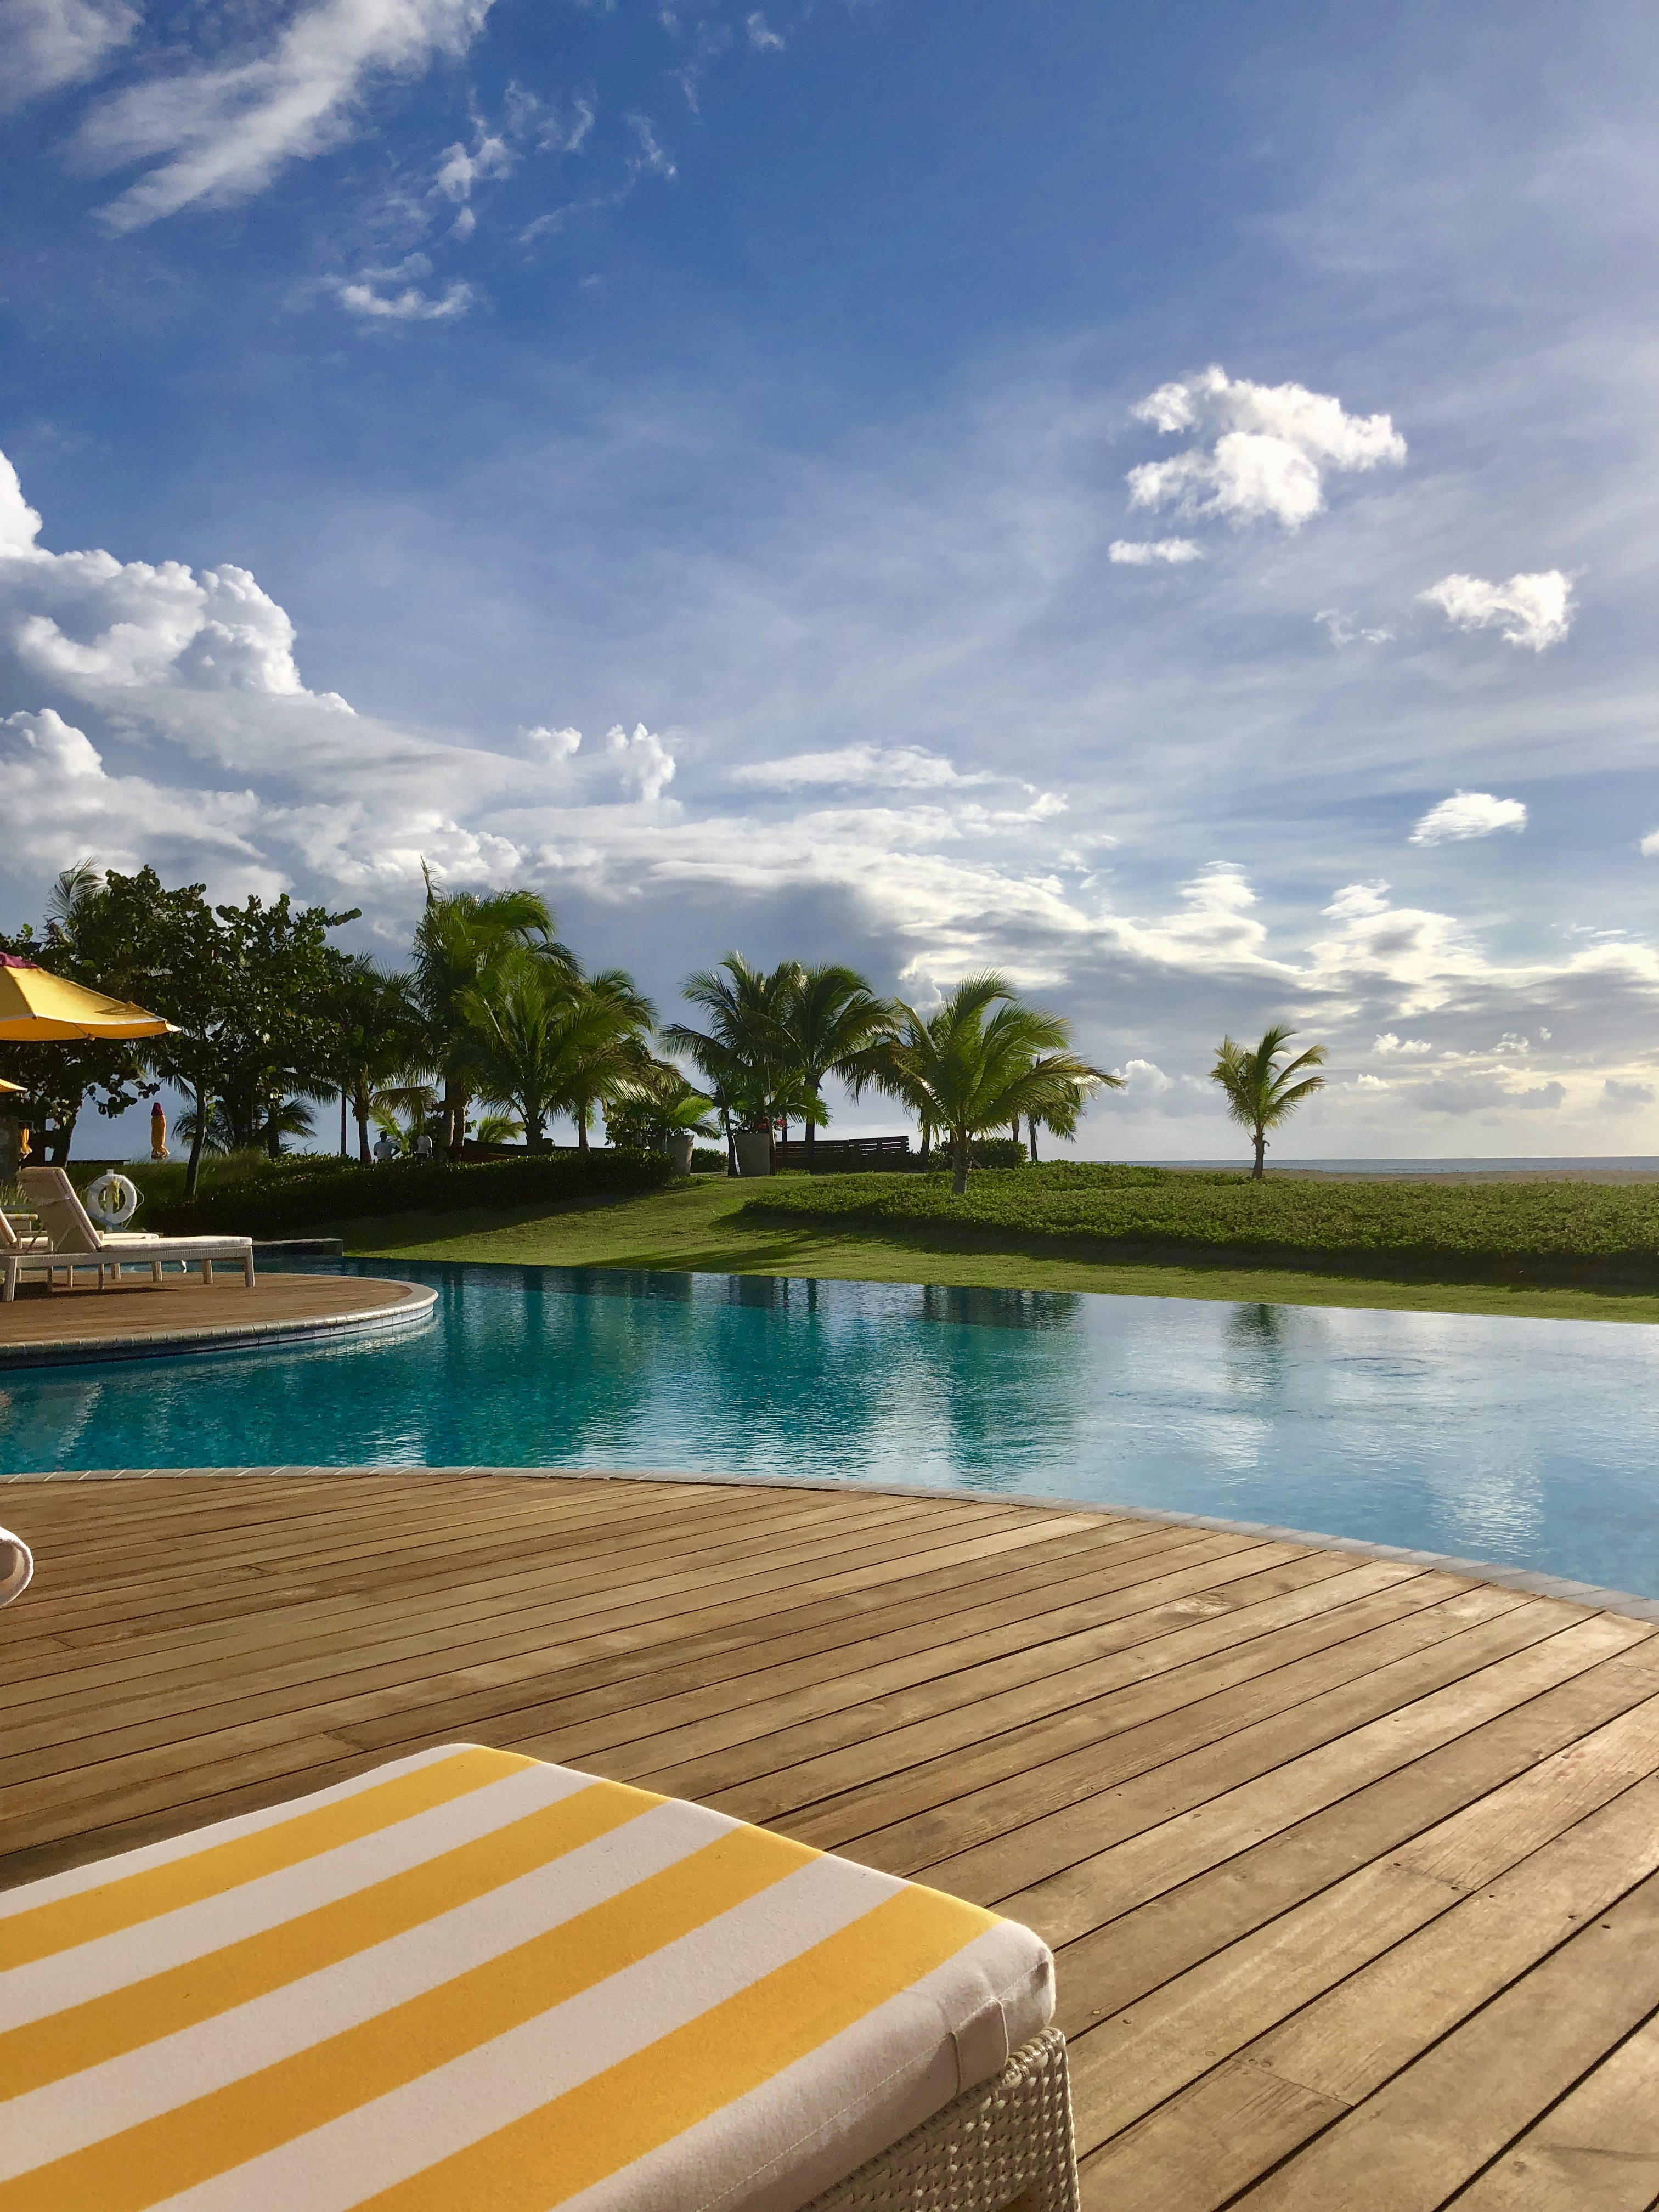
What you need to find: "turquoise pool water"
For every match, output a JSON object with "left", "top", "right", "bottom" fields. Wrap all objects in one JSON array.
[{"left": 3, "top": 1260, "right": 1656, "bottom": 1598}]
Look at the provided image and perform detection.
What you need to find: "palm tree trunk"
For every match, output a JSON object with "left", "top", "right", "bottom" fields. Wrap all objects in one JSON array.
[
  {"left": 184, "top": 1085, "right": 208, "bottom": 1200},
  {"left": 444, "top": 1085, "right": 466, "bottom": 1160},
  {"left": 1028, "top": 1115, "right": 1039, "bottom": 1164},
  {"left": 1252, "top": 1128, "right": 1266, "bottom": 1180},
  {"left": 804, "top": 1102, "right": 816, "bottom": 1161},
  {"left": 355, "top": 1085, "right": 371, "bottom": 1165},
  {"left": 951, "top": 1127, "right": 969, "bottom": 1197},
  {"left": 340, "top": 1089, "right": 348, "bottom": 1159},
  {"left": 576, "top": 1102, "right": 589, "bottom": 1153},
  {"left": 722, "top": 1104, "right": 737, "bottom": 1177}
]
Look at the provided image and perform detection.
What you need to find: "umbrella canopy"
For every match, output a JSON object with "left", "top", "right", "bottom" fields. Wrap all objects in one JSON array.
[
  {"left": 0, "top": 1075, "right": 24, "bottom": 1094},
  {"left": 0, "top": 956, "right": 174, "bottom": 1041}
]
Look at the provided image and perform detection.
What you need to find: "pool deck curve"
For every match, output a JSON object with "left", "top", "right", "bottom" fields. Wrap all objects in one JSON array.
[
  {"left": 0, "top": 1272, "right": 437, "bottom": 1368},
  {"left": 4, "top": 1469, "right": 1657, "bottom": 2209}
]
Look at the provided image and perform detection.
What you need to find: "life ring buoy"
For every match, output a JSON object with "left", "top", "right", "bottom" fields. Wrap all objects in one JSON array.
[{"left": 85, "top": 1171, "right": 141, "bottom": 1229}]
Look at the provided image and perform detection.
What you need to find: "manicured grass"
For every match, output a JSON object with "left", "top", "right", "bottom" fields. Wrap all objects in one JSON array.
[{"left": 337, "top": 1175, "right": 1659, "bottom": 1323}]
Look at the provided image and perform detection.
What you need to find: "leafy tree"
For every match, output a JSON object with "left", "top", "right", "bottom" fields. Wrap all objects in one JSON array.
[
  {"left": 455, "top": 947, "right": 651, "bottom": 1150},
  {"left": 410, "top": 872, "right": 567, "bottom": 1158},
  {"left": 0, "top": 866, "right": 160, "bottom": 1162},
  {"left": 773, "top": 963, "right": 896, "bottom": 1159},
  {"left": 1210, "top": 1024, "right": 1327, "bottom": 1179},
  {"left": 862, "top": 974, "right": 1111, "bottom": 1194}
]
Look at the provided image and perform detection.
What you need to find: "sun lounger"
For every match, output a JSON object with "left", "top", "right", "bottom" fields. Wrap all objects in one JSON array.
[
  {"left": 17, "top": 1165, "right": 255, "bottom": 1290},
  {"left": 0, "top": 1742, "right": 1079, "bottom": 2210},
  {"left": 0, "top": 1526, "right": 32, "bottom": 1607},
  {"left": 1, "top": 1206, "right": 58, "bottom": 1303}
]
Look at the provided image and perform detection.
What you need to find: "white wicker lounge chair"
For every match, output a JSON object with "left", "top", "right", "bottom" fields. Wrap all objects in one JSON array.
[
  {"left": 18, "top": 1165, "right": 255, "bottom": 1290},
  {"left": 0, "top": 1743, "right": 1079, "bottom": 2210},
  {"left": 0, "top": 1525, "right": 32, "bottom": 1607}
]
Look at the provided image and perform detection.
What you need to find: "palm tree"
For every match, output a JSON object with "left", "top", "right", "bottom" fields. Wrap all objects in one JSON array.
[
  {"left": 325, "top": 957, "right": 424, "bottom": 1164},
  {"left": 862, "top": 974, "right": 1111, "bottom": 1194},
  {"left": 774, "top": 964, "right": 896, "bottom": 1160},
  {"left": 662, "top": 954, "right": 798, "bottom": 1173},
  {"left": 1019, "top": 1051, "right": 1120, "bottom": 1160},
  {"left": 1210, "top": 1024, "right": 1327, "bottom": 1178},
  {"left": 410, "top": 871, "right": 569, "bottom": 1157},
  {"left": 566, "top": 967, "right": 657, "bottom": 1151},
  {"left": 455, "top": 948, "right": 651, "bottom": 1151},
  {"left": 603, "top": 1059, "right": 722, "bottom": 1150}
]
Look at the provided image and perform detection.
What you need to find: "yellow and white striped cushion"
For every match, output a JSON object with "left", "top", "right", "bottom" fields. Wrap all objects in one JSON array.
[{"left": 0, "top": 1744, "right": 1054, "bottom": 2211}]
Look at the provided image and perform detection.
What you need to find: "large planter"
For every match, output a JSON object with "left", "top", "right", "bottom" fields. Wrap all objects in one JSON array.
[
  {"left": 733, "top": 1130, "right": 773, "bottom": 1178},
  {"left": 665, "top": 1131, "right": 695, "bottom": 1178}
]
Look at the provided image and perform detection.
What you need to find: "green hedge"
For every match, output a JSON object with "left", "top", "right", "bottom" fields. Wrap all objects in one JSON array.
[
  {"left": 144, "top": 1149, "right": 678, "bottom": 1237},
  {"left": 736, "top": 1163, "right": 1659, "bottom": 1274}
]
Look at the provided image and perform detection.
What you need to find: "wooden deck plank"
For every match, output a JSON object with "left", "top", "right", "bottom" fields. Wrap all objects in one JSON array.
[{"left": 2, "top": 1470, "right": 1654, "bottom": 2211}]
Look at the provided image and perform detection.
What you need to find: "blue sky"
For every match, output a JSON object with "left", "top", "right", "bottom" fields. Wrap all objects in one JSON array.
[{"left": 3, "top": 0, "right": 1656, "bottom": 1158}]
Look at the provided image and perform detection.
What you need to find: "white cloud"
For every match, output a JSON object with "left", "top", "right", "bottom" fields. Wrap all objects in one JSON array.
[
  {"left": 1352, "top": 1073, "right": 1389, "bottom": 1091},
  {"left": 1408, "top": 791, "right": 1527, "bottom": 845},
  {"left": 1640, "top": 830, "right": 1659, "bottom": 858},
  {"left": 1324, "top": 882, "right": 1391, "bottom": 919},
  {"left": 730, "top": 744, "right": 992, "bottom": 792},
  {"left": 604, "top": 721, "right": 675, "bottom": 801},
  {"left": 1418, "top": 570, "right": 1574, "bottom": 652},
  {"left": 526, "top": 724, "right": 582, "bottom": 760},
  {"left": 72, "top": 0, "right": 496, "bottom": 233},
  {"left": 0, "top": 0, "right": 137, "bottom": 109},
  {"left": 1409, "top": 1075, "right": 1566, "bottom": 1116},
  {"left": 337, "top": 255, "right": 475, "bottom": 321},
  {"left": 1373, "top": 1032, "right": 1432, "bottom": 1056},
  {"left": 1314, "top": 608, "right": 1393, "bottom": 647},
  {"left": 1601, "top": 1078, "right": 1655, "bottom": 1111},
  {"left": 1126, "top": 365, "right": 1406, "bottom": 532},
  {"left": 745, "top": 12, "right": 784, "bottom": 50},
  {"left": 1108, "top": 539, "right": 1204, "bottom": 567},
  {"left": 1108, "top": 1058, "right": 1213, "bottom": 1116}
]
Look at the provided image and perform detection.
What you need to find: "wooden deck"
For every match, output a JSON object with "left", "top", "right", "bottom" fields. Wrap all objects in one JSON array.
[
  {"left": 0, "top": 1272, "right": 430, "bottom": 1356},
  {"left": 4, "top": 1470, "right": 1658, "bottom": 2210}
]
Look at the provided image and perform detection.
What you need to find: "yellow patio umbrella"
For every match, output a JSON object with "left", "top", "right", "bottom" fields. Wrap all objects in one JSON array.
[
  {"left": 0, "top": 955, "right": 175, "bottom": 1041},
  {"left": 0, "top": 1076, "right": 24, "bottom": 1094}
]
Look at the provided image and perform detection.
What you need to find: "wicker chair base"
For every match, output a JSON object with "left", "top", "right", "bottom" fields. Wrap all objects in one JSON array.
[{"left": 801, "top": 2027, "right": 1080, "bottom": 2212}]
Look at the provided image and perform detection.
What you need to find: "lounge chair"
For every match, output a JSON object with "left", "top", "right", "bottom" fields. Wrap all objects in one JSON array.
[
  {"left": 0, "top": 1525, "right": 31, "bottom": 1606},
  {"left": 18, "top": 1165, "right": 255, "bottom": 1290},
  {"left": 0, "top": 1741, "right": 1079, "bottom": 2210},
  {"left": 1, "top": 1206, "right": 57, "bottom": 1303}
]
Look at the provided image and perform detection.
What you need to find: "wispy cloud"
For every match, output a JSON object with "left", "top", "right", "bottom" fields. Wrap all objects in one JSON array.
[
  {"left": 1408, "top": 791, "right": 1527, "bottom": 845},
  {"left": 1314, "top": 608, "right": 1393, "bottom": 646},
  {"left": 1126, "top": 365, "right": 1406, "bottom": 532},
  {"left": 1, "top": 0, "right": 137, "bottom": 109},
  {"left": 74, "top": 0, "right": 495, "bottom": 232},
  {"left": 746, "top": 12, "right": 785, "bottom": 51},
  {"left": 1108, "top": 538, "right": 1203, "bottom": 566},
  {"left": 1418, "top": 569, "right": 1575, "bottom": 652},
  {"left": 731, "top": 745, "right": 995, "bottom": 792},
  {"left": 336, "top": 255, "right": 475, "bottom": 321}
]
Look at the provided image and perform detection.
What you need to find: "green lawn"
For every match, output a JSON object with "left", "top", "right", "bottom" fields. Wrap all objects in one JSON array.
[{"left": 339, "top": 1175, "right": 1659, "bottom": 1323}]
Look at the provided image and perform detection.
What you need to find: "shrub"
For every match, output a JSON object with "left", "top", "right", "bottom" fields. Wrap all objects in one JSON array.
[
  {"left": 736, "top": 1162, "right": 1659, "bottom": 1275},
  {"left": 144, "top": 1148, "right": 677, "bottom": 1237}
]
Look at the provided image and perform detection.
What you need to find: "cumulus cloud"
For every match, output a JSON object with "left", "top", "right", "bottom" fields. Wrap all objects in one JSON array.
[
  {"left": 604, "top": 721, "right": 675, "bottom": 801},
  {"left": 1418, "top": 570, "right": 1574, "bottom": 652},
  {"left": 526, "top": 724, "right": 582, "bottom": 761},
  {"left": 1408, "top": 791, "right": 1527, "bottom": 845},
  {"left": 1373, "top": 1032, "right": 1432, "bottom": 1056},
  {"left": 731, "top": 744, "right": 993, "bottom": 792},
  {"left": 0, "top": 0, "right": 137, "bottom": 109},
  {"left": 1640, "top": 830, "right": 1659, "bottom": 858},
  {"left": 1108, "top": 539, "right": 1204, "bottom": 566},
  {"left": 71, "top": 0, "right": 496, "bottom": 232},
  {"left": 745, "top": 12, "right": 784, "bottom": 50},
  {"left": 0, "top": 453, "right": 353, "bottom": 703},
  {"left": 1125, "top": 365, "right": 1406, "bottom": 532},
  {"left": 1409, "top": 1075, "right": 1566, "bottom": 1116},
  {"left": 1108, "top": 1058, "right": 1212, "bottom": 1116},
  {"left": 1601, "top": 1077, "right": 1656, "bottom": 1111}
]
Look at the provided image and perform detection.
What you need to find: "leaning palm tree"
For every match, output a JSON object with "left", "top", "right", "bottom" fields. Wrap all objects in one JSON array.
[
  {"left": 1210, "top": 1024, "right": 1327, "bottom": 1179},
  {"left": 410, "top": 871, "right": 569, "bottom": 1156},
  {"left": 662, "top": 954, "right": 798, "bottom": 1173},
  {"left": 455, "top": 949, "right": 651, "bottom": 1152},
  {"left": 861, "top": 974, "right": 1113, "bottom": 1194},
  {"left": 1018, "top": 1050, "right": 1120, "bottom": 1160}
]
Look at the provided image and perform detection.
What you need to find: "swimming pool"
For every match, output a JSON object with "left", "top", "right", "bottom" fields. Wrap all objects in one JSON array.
[{"left": 4, "top": 1260, "right": 1656, "bottom": 1599}]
